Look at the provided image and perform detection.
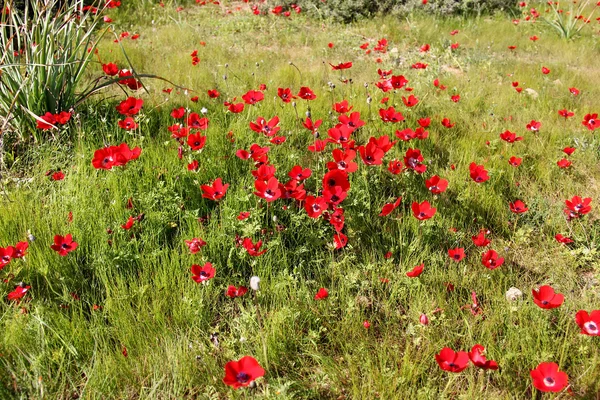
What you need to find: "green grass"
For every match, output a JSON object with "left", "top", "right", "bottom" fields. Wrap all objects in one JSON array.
[{"left": 1, "top": 2, "right": 600, "bottom": 398}]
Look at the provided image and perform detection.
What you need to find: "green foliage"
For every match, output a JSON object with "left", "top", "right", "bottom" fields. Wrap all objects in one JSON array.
[{"left": 542, "top": 0, "right": 595, "bottom": 40}]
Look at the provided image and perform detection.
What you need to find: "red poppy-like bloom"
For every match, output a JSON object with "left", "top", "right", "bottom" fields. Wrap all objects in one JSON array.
[
  {"left": 207, "top": 89, "right": 220, "bottom": 98},
  {"left": 481, "top": 249, "right": 503, "bottom": 269},
  {"left": 333, "top": 233, "right": 348, "bottom": 249},
  {"left": 102, "top": 62, "right": 119, "bottom": 75},
  {"left": 118, "top": 117, "right": 138, "bottom": 130},
  {"left": 314, "top": 287, "right": 329, "bottom": 300},
  {"left": 12, "top": 242, "right": 28, "bottom": 258},
  {"left": 391, "top": 75, "right": 408, "bottom": 89},
  {"left": 448, "top": 248, "right": 465, "bottom": 262},
  {"left": 530, "top": 362, "right": 568, "bottom": 393},
  {"left": 288, "top": 166, "right": 312, "bottom": 181},
  {"left": 51, "top": 171, "right": 65, "bottom": 181},
  {"left": 227, "top": 102, "right": 245, "bottom": 113},
  {"left": 402, "top": 95, "right": 419, "bottom": 107},
  {"left": 472, "top": 230, "right": 491, "bottom": 247},
  {"left": 526, "top": 120, "right": 541, "bottom": 132},
  {"left": 116, "top": 97, "right": 143, "bottom": 116},
  {"left": 241, "top": 90, "right": 264, "bottom": 105},
  {"left": 187, "top": 113, "right": 209, "bottom": 130},
  {"left": 329, "top": 62, "right": 352, "bottom": 70},
  {"left": 564, "top": 196, "right": 592, "bottom": 218},
  {"left": 425, "top": 176, "right": 448, "bottom": 194},
  {"left": 0, "top": 246, "right": 14, "bottom": 269},
  {"left": 185, "top": 238, "right": 207, "bottom": 254},
  {"left": 226, "top": 285, "right": 248, "bottom": 298},
  {"left": 532, "top": 285, "right": 564, "bottom": 309},
  {"left": 441, "top": 118, "right": 455, "bottom": 128},
  {"left": 379, "top": 107, "right": 405, "bottom": 123},
  {"left": 554, "top": 234, "right": 573, "bottom": 244},
  {"left": 541, "top": 66, "right": 550, "bottom": 75},
  {"left": 322, "top": 170, "right": 350, "bottom": 193},
  {"left": 499, "top": 130, "right": 523, "bottom": 143},
  {"left": 305, "top": 196, "right": 327, "bottom": 218},
  {"left": 121, "top": 216, "right": 135, "bottom": 230},
  {"left": 406, "top": 263, "right": 424, "bottom": 277},
  {"left": 223, "top": 356, "right": 265, "bottom": 389},
  {"left": 190, "top": 262, "right": 215, "bottom": 283},
  {"left": 557, "top": 159, "right": 571, "bottom": 169},
  {"left": 404, "top": 148, "right": 427, "bottom": 174},
  {"left": 358, "top": 142, "right": 385, "bottom": 166},
  {"left": 558, "top": 109, "right": 574, "bottom": 119},
  {"left": 50, "top": 234, "right": 78, "bottom": 256},
  {"left": 242, "top": 238, "right": 267, "bottom": 256},
  {"left": 249, "top": 116, "right": 280, "bottom": 137},
  {"left": 582, "top": 113, "right": 598, "bottom": 130},
  {"left": 201, "top": 178, "right": 229, "bottom": 201},
  {"left": 187, "top": 132, "right": 207, "bottom": 151},
  {"left": 379, "top": 197, "right": 402, "bottom": 217},
  {"left": 8, "top": 284, "right": 31, "bottom": 301},
  {"left": 510, "top": 200, "right": 528, "bottom": 213},
  {"left": 297, "top": 86, "right": 316, "bottom": 100},
  {"left": 469, "top": 163, "right": 489, "bottom": 183},
  {"left": 412, "top": 200, "right": 436, "bottom": 220},
  {"left": 575, "top": 310, "right": 600, "bottom": 336},
  {"left": 333, "top": 100, "right": 353, "bottom": 114},
  {"left": 327, "top": 125, "right": 353, "bottom": 145},
  {"left": 469, "top": 345, "right": 498, "bottom": 370},
  {"left": 509, "top": 156, "right": 522, "bottom": 167},
  {"left": 254, "top": 177, "right": 282, "bottom": 202},
  {"left": 237, "top": 212, "right": 250, "bottom": 221},
  {"left": 435, "top": 347, "right": 469, "bottom": 372},
  {"left": 338, "top": 111, "right": 365, "bottom": 131},
  {"left": 387, "top": 159, "right": 403, "bottom": 174},
  {"left": 277, "top": 87, "right": 296, "bottom": 103},
  {"left": 92, "top": 143, "right": 141, "bottom": 170}
]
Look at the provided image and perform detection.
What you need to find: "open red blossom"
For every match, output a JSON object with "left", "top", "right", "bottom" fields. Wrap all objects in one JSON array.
[
  {"left": 435, "top": 348, "right": 469, "bottom": 373},
  {"left": 36, "top": 112, "right": 56, "bottom": 130},
  {"left": 237, "top": 212, "right": 250, "bottom": 221},
  {"left": 254, "top": 177, "right": 282, "bottom": 202},
  {"left": 242, "top": 238, "right": 267, "bottom": 256},
  {"left": 526, "top": 120, "right": 541, "bottom": 132},
  {"left": 0, "top": 246, "right": 14, "bottom": 269},
  {"left": 441, "top": 118, "right": 455, "bottom": 128},
  {"left": 51, "top": 171, "right": 65, "bottom": 181},
  {"left": 510, "top": 200, "right": 528, "bottom": 213},
  {"left": 250, "top": 116, "right": 280, "bottom": 137},
  {"left": 50, "top": 234, "right": 78, "bottom": 256},
  {"left": 469, "top": 163, "right": 489, "bottom": 183},
  {"left": 554, "top": 234, "right": 573, "bottom": 244},
  {"left": 333, "top": 233, "right": 348, "bottom": 249},
  {"left": 564, "top": 196, "right": 592, "bottom": 218},
  {"left": 391, "top": 75, "right": 408, "bottom": 89},
  {"left": 575, "top": 310, "right": 600, "bottom": 336},
  {"left": 118, "top": 117, "right": 138, "bottom": 130},
  {"left": 379, "top": 107, "right": 405, "bottom": 123},
  {"left": 187, "top": 113, "right": 208, "bottom": 130},
  {"left": 227, "top": 102, "right": 245, "bottom": 113},
  {"left": 563, "top": 147, "right": 576, "bottom": 156},
  {"left": 500, "top": 130, "right": 523, "bottom": 143},
  {"left": 481, "top": 249, "right": 503, "bottom": 269},
  {"left": 252, "top": 164, "right": 276, "bottom": 181},
  {"left": 402, "top": 95, "right": 419, "bottom": 107},
  {"left": 532, "top": 285, "right": 564, "bottom": 309},
  {"left": 425, "top": 176, "right": 448, "bottom": 194},
  {"left": 185, "top": 238, "right": 207, "bottom": 254},
  {"left": 327, "top": 125, "right": 353, "bottom": 145},
  {"left": 358, "top": 142, "right": 385, "bottom": 166},
  {"left": 412, "top": 200, "right": 436, "bottom": 220},
  {"left": 314, "top": 287, "right": 329, "bottom": 300},
  {"left": 322, "top": 170, "right": 350, "bottom": 193},
  {"left": 277, "top": 87, "right": 296, "bottom": 103},
  {"left": 509, "top": 156, "right": 522, "bottom": 167},
  {"left": 223, "top": 356, "right": 265, "bottom": 389},
  {"left": 121, "top": 216, "right": 135, "bottom": 230},
  {"left": 557, "top": 158, "right": 572, "bottom": 168},
  {"left": 388, "top": 159, "right": 403, "bottom": 174},
  {"left": 102, "top": 62, "right": 119, "bottom": 75},
  {"left": 116, "top": 97, "right": 143, "bottom": 116},
  {"left": 201, "top": 178, "right": 229, "bottom": 201},
  {"left": 530, "top": 362, "right": 568, "bottom": 393},
  {"left": 8, "top": 284, "right": 30, "bottom": 301},
  {"left": 191, "top": 262, "right": 215, "bottom": 283},
  {"left": 329, "top": 62, "right": 352, "bottom": 70},
  {"left": 469, "top": 345, "right": 498, "bottom": 370},
  {"left": 187, "top": 160, "right": 199, "bottom": 171},
  {"left": 404, "top": 148, "right": 427, "bottom": 174},
  {"left": 226, "top": 285, "right": 248, "bottom": 298},
  {"left": 406, "top": 263, "right": 424, "bottom": 277},
  {"left": 327, "top": 149, "right": 357, "bottom": 173},
  {"left": 241, "top": 90, "right": 264, "bottom": 105},
  {"left": 288, "top": 166, "right": 312, "bottom": 181},
  {"left": 91, "top": 143, "right": 142, "bottom": 170},
  {"left": 472, "top": 230, "right": 491, "bottom": 247},
  {"left": 582, "top": 113, "right": 598, "bottom": 130},
  {"left": 207, "top": 89, "right": 220, "bottom": 98},
  {"left": 338, "top": 112, "right": 365, "bottom": 131},
  {"left": 379, "top": 197, "right": 402, "bottom": 217},
  {"left": 308, "top": 139, "right": 328, "bottom": 152},
  {"left": 12, "top": 241, "right": 28, "bottom": 259},
  {"left": 305, "top": 196, "right": 327, "bottom": 218},
  {"left": 187, "top": 132, "right": 207, "bottom": 151},
  {"left": 333, "top": 100, "right": 353, "bottom": 114},
  {"left": 541, "top": 66, "right": 550, "bottom": 75},
  {"left": 558, "top": 109, "right": 574, "bottom": 119},
  {"left": 448, "top": 248, "right": 465, "bottom": 262},
  {"left": 297, "top": 86, "right": 316, "bottom": 100},
  {"left": 395, "top": 128, "right": 415, "bottom": 141}
]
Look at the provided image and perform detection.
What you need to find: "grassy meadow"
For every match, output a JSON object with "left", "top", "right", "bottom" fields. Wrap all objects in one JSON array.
[{"left": 1, "top": 1, "right": 600, "bottom": 398}]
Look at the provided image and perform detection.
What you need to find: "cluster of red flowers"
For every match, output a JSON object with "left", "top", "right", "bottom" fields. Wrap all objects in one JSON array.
[
  {"left": 36, "top": 111, "right": 71, "bottom": 130},
  {"left": 91, "top": 143, "right": 142, "bottom": 170}
]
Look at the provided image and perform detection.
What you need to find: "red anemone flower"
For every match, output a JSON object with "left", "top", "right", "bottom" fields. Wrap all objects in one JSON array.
[
  {"left": 469, "top": 345, "right": 498, "bottom": 370},
  {"left": 187, "top": 132, "right": 207, "bottom": 151},
  {"left": 190, "top": 262, "right": 215, "bottom": 283},
  {"left": 116, "top": 97, "right": 143, "bottom": 116},
  {"left": 435, "top": 348, "right": 469, "bottom": 373},
  {"left": 254, "top": 177, "right": 282, "bottom": 202},
  {"left": 223, "top": 356, "right": 265, "bottom": 389},
  {"left": 469, "top": 163, "right": 489, "bottom": 183},
  {"left": 412, "top": 201, "right": 436, "bottom": 220},
  {"left": 481, "top": 249, "right": 503, "bottom": 269},
  {"left": 406, "top": 263, "right": 424, "bottom": 277},
  {"left": 8, "top": 284, "right": 31, "bottom": 301},
  {"left": 242, "top": 238, "right": 267, "bottom": 256},
  {"left": 314, "top": 288, "right": 329, "bottom": 300},
  {"left": 509, "top": 200, "right": 528, "bottom": 213},
  {"left": 241, "top": 90, "right": 264, "bottom": 105},
  {"left": 575, "top": 310, "right": 600, "bottom": 336},
  {"left": 118, "top": 117, "right": 138, "bottom": 130},
  {"left": 50, "top": 234, "right": 78, "bottom": 256},
  {"left": 530, "top": 362, "right": 568, "bottom": 393},
  {"left": 425, "top": 176, "right": 448, "bottom": 194},
  {"left": 448, "top": 248, "right": 465, "bottom": 262},
  {"left": 185, "top": 238, "right": 207, "bottom": 254},
  {"left": 532, "top": 285, "right": 564, "bottom": 309},
  {"left": 379, "top": 197, "right": 402, "bottom": 217},
  {"left": 201, "top": 178, "right": 229, "bottom": 201},
  {"left": 297, "top": 86, "right": 316, "bottom": 100},
  {"left": 472, "top": 230, "right": 491, "bottom": 247},
  {"left": 226, "top": 285, "right": 248, "bottom": 298}
]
